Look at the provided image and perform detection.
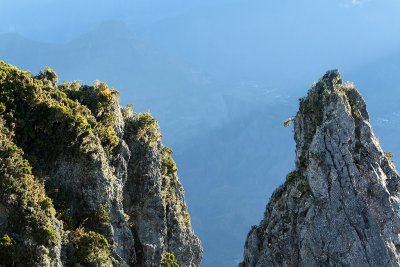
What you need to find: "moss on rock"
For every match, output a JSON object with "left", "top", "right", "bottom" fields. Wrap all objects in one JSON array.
[{"left": 161, "top": 252, "right": 180, "bottom": 267}]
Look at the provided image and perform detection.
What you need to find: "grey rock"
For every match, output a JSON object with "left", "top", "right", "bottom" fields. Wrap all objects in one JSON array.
[
  {"left": 123, "top": 112, "right": 203, "bottom": 267},
  {"left": 240, "top": 70, "right": 400, "bottom": 267},
  {"left": 26, "top": 106, "right": 201, "bottom": 266}
]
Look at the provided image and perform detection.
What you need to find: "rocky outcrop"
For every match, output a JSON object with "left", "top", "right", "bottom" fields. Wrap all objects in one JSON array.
[
  {"left": 0, "top": 62, "right": 202, "bottom": 266},
  {"left": 122, "top": 113, "right": 202, "bottom": 267},
  {"left": 240, "top": 70, "right": 400, "bottom": 267}
]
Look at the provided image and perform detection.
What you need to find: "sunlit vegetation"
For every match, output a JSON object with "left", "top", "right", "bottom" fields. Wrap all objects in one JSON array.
[
  {"left": 0, "top": 61, "right": 128, "bottom": 264},
  {"left": 70, "top": 227, "right": 112, "bottom": 266},
  {"left": 161, "top": 252, "right": 180, "bottom": 267},
  {"left": 162, "top": 146, "right": 177, "bottom": 176}
]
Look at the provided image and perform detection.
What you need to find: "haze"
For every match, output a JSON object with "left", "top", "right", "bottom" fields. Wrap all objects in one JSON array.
[{"left": 1, "top": 0, "right": 400, "bottom": 265}]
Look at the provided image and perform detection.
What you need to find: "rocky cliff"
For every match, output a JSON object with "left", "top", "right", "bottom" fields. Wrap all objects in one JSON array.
[
  {"left": 241, "top": 70, "right": 400, "bottom": 267},
  {"left": 0, "top": 61, "right": 202, "bottom": 267}
]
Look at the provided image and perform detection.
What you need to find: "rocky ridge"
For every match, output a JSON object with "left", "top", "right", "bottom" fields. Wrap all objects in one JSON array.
[
  {"left": 0, "top": 61, "right": 202, "bottom": 266},
  {"left": 241, "top": 70, "right": 400, "bottom": 267}
]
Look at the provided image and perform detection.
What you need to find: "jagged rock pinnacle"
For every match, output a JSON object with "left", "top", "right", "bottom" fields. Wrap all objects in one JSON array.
[{"left": 240, "top": 71, "right": 400, "bottom": 267}]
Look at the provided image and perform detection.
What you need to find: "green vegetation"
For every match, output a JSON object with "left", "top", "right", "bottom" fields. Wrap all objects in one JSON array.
[
  {"left": 0, "top": 234, "right": 17, "bottom": 265},
  {"left": 35, "top": 66, "right": 58, "bottom": 86},
  {"left": 161, "top": 252, "right": 180, "bottom": 267},
  {"left": 286, "top": 171, "right": 298, "bottom": 185},
  {"left": 285, "top": 170, "right": 309, "bottom": 194},
  {"left": 0, "top": 116, "right": 60, "bottom": 262},
  {"left": 0, "top": 61, "right": 122, "bottom": 167},
  {"left": 0, "top": 61, "right": 130, "bottom": 263},
  {"left": 60, "top": 80, "right": 121, "bottom": 152},
  {"left": 97, "top": 204, "right": 110, "bottom": 224},
  {"left": 0, "top": 61, "right": 192, "bottom": 265},
  {"left": 122, "top": 103, "right": 134, "bottom": 118},
  {"left": 71, "top": 228, "right": 111, "bottom": 266},
  {"left": 135, "top": 112, "right": 161, "bottom": 147},
  {"left": 162, "top": 146, "right": 178, "bottom": 176},
  {"left": 160, "top": 146, "right": 191, "bottom": 228},
  {"left": 47, "top": 188, "right": 73, "bottom": 228},
  {"left": 0, "top": 61, "right": 97, "bottom": 161}
]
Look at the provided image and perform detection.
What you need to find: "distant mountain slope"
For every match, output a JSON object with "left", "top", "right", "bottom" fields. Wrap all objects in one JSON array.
[
  {"left": 177, "top": 99, "right": 296, "bottom": 266},
  {"left": 138, "top": 0, "right": 400, "bottom": 84},
  {"left": 2, "top": 16, "right": 400, "bottom": 266},
  {"left": 0, "top": 26, "right": 299, "bottom": 266},
  {"left": 0, "top": 22, "right": 189, "bottom": 92}
]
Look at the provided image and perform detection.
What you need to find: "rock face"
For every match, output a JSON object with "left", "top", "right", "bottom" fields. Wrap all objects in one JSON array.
[
  {"left": 240, "top": 70, "right": 400, "bottom": 267},
  {"left": 0, "top": 62, "right": 202, "bottom": 266}
]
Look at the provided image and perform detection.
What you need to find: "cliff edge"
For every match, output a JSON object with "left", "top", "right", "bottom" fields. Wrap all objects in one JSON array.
[
  {"left": 241, "top": 70, "right": 400, "bottom": 267},
  {"left": 0, "top": 62, "right": 202, "bottom": 267}
]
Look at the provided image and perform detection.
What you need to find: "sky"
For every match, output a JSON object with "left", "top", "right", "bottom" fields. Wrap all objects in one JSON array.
[
  {"left": 2, "top": 0, "right": 400, "bottom": 77},
  {"left": 1, "top": 0, "right": 400, "bottom": 42},
  {"left": 0, "top": 0, "right": 228, "bottom": 42}
]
